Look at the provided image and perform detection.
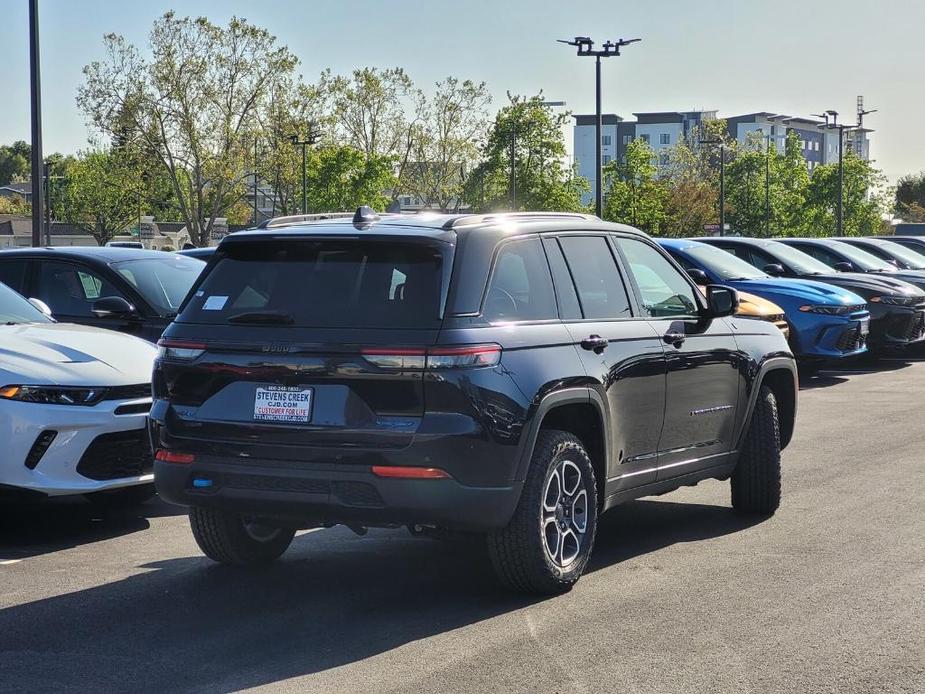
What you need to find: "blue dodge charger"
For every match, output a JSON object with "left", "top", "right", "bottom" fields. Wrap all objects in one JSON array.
[{"left": 658, "top": 238, "right": 870, "bottom": 362}]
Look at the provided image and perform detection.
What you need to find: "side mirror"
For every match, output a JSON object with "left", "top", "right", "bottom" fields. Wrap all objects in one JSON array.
[
  {"left": 887, "top": 259, "right": 901, "bottom": 269},
  {"left": 763, "top": 263, "right": 785, "bottom": 277},
  {"left": 705, "top": 285, "right": 739, "bottom": 318},
  {"left": 92, "top": 296, "right": 137, "bottom": 319},
  {"left": 27, "top": 297, "right": 53, "bottom": 317},
  {"left": 686, "top": 268, "right": 709, "bottom": 285},
  {"left": 833, "top": 261, "right": 854, "bottom": 272}
]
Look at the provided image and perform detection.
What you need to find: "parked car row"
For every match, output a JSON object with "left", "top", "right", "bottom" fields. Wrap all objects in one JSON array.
[
  {"left": 659, "top": 236, "right": 925, "bottom": 369},
  {"left": 3, "top": 217, "right": 920, "bottom": 595}
]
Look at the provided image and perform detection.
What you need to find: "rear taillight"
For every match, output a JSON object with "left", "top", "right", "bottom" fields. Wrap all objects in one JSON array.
[
  {"left": 157, "top": 339, "right": 207, "bottom": 361},
  {"left": 154, "top": 450, "right": 196, "bottom": 464},
  {"left": 361, "top": 344, "right": 501, "bottom": 371}
]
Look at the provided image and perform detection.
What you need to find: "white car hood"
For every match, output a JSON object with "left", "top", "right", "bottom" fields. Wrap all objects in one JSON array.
[{"left": 0, "top": 322, "right": 156, "bottom": 387}]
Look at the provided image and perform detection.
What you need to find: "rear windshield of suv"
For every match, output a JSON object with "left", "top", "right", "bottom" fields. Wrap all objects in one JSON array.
[{"left": 178, "top": 240, "right": 446, "bottom": 329}]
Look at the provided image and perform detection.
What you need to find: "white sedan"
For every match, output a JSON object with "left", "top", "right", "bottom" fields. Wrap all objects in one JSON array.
[{"left": 0, "top": 283, "right": 157, "bottom": 504}]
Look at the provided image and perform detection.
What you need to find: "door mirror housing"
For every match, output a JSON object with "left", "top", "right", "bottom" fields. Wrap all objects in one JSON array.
[
  {"left": 705, "top": 285, "right": 739, "bottom": 318},
  {"left": 833, "top": 261, "right": 854, "bottom": 272},
  {"left": 27, "top": 297, "right": 53, "bottom": 317},
  {"left": 763, "top": 263, "right": 785, "bottom": 277},
  {"left": 91, "top": 296, "right": 137, "bottom": 319},
  {"left": 686, "top": 268, "right": 709, "bottom": 285}
]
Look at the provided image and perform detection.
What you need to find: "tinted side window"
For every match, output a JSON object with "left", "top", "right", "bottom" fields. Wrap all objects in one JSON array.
[
  {"left": 717, "top": 244, "right": 753, "bottom": 264},
  {"left": 483, "top": 238, "right": 557, "bottom": 322},
  {"left": 617, "top": 238, "right": 699, "bottom": 318},
  {"left": 559, "top": 236, "right": 632, "bottom": 319},
  {"left": 542, "top": 237, "right": 582, "bottom": 320},
  {"left": 36, "top": 261, "right": 128, "bottom": 318},
  {"left": 795, "top": 244, "right": 840, "bottom": 267},
  {"left": 0, "top": 261, "right": 27, "bottom": 294},
  {"left": 747, "top": 247, "right": 778, "bottom": 270}
]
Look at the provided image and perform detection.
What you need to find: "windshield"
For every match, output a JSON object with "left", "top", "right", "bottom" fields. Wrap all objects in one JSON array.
[
  {"left": 113, "top": 255, "right": 204, "bottom": 315},
  {"left": 0, "top": 282, "right": 53, "bottom": 325},
  {"left": 763, "top": 242, "right": 835, "bottom": 275},
  {"left": 684, "top": 244, "right": 768, "bottom": 281},
  {"left": 824, "top": 241, "right": 894, "bottom": 272},
  {"left": 179, "top": 240, "right": 447, "bottom": 329},
  {"left": 870, "top": 241, "right": 925, "bottom": 270}
]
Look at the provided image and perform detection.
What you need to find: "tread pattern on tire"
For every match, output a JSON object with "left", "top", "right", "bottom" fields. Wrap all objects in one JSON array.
[
  {"left": 731, "top": 386, "right": 782, "bottom": 515},
  {"left": 189, "top": 506, "right": 295, "bottom": 566},
  {"left": 487, "top": 429, "right": 598, "bottom": 595}
]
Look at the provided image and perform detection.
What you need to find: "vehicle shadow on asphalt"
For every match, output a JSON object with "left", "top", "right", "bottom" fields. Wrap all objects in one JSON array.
[
  {"left": 0, "top": 496, "right": 183, "bottom": 561},
  {"left": 0, "top": 498, "right": 764, "bottom": 692}
]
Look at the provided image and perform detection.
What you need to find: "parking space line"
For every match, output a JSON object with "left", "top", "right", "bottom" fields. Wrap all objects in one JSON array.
[{"left": 0, "top": 559, "right": 23, "bottom": 566}]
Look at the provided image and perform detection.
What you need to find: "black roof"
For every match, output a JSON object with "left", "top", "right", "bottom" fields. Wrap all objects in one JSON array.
[
  {"left": 221, "top": 212, "right": 646, "bottom": 246},
  {"left": 0, "top": 246, "right": 185, "bottom": 263}
]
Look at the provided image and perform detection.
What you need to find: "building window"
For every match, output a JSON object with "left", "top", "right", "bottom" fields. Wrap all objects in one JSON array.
[
  {"left": 603, "top": 155, "right": 612, "bottom": 165},
  {"left": 640, "top": 134, "right": 651, "bottom": 144},
  {"left": 622, "top": 135, "right": 633, "bottom": 145},
  {"left": 659, "top": 133, "right": 671, "bottom": 145},
  {"left": 602, "top": 135, "right": 612, "bottom": 146}
]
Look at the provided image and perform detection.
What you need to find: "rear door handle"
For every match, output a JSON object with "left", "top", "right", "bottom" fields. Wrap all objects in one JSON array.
[
  {"left": 663, "top": 331, "right": 686, "bottom": 346},
  {"left": 580, "top": 335, "right": 609, "bottom": 352}
]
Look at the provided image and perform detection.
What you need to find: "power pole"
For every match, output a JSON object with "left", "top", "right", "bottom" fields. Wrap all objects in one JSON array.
[
  {"left": 509, "top": 128, "right": 517, "bottom": 209},
  {"left": 29, "top": 0, "right": 44, "bottom": 247},
  {"left": 290, "top": 124, "right": 320, "bottom": 214},
  {"left": 765, "top": 135, "right": 771, "bottom": 237},
  {"left": 700, "top": 139, "right": 725, "bottom": 234},
  {"left": 558, "top": 36, "right": 641, "bottom": 217}
]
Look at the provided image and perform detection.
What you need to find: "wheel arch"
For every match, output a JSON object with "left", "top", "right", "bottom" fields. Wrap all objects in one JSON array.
[
  {"left": 514, "top": 388, "right": 609, "bottom": 500},
  {"left": 740, "top": 358, "right": 798, "bottom": 450}
]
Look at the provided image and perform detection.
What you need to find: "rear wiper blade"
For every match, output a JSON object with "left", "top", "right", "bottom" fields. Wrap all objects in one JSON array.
[{"left": 227, "top": 310, "right": 295, "bottom": 325}]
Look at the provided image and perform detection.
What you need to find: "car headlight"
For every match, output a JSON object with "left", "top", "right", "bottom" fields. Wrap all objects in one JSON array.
[
  {"left": 0, "top": 385, "right": 107, "bottom": 405},
  {"left": 870, "top": 295, "right": 919, "bottom": 306},
  {"left": 798, "top": 304, "right": 864, "bottom": 316}
]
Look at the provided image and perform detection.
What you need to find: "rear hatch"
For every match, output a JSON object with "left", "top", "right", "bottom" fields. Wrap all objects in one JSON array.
[{"left": 156, "top": 235, "right": 453, "bottom": 452}]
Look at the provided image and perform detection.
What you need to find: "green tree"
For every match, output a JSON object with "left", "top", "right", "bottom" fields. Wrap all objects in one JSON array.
[
  {"left": 59, "top": 149, "right": 145, "bottom": 245},
  {"left": 658, "top": 139, "right": 719, "bottom": 237},
  {"left": 462, "top": 94, "right": 588, "bottom": 212},
  {"left": 302, "top": 145, "right": 395, "bottom": 213},
  {"left": 404, "top": 77, "right": 491, "bottom": 210},
  {"left": 0, "top": 141, "right": 30, "bottom": 186},
  {"left": 78, "top": 12, "right": 299, "bottom": 245},
  {"left": 802, "top": 151, "right": 886, "bottom": 236},
  {"left": 896, "top": 171, "right": 925, "bottom": 222},
  {"left": 772, "top": 132, "right": 811, "bottom": 235},
  {"left": 601, "top": 138, "right": 667, "bottom": 234},
  {"left": 724, "top": 135, "right": 768, "bottom": 236}
]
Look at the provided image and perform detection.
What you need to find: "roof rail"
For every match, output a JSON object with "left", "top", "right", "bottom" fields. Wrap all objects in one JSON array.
[
  {"left": 256, "top": 212, "right": 355, "bottom": 230},
  {"left": 442, "top": 211, "right": 600, "bottom": 230}
]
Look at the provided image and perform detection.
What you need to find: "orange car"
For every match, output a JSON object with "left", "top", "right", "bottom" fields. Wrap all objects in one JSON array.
[{"left": 699, "top": 286, "right": 789, "bottom": 339}]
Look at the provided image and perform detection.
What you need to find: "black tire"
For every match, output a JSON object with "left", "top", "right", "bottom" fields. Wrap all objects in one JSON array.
[
  {"left": 731, "top": 386, "right": 781, "bottom": 515},
  {"left": 189, "top": 506, "right": 295, "bottom": 566},
  {"left": 85, "top": 483, "right": 156, "bottom": 509},
  {"left": 487, "top": 429, "right": 598, "bottom": 595}
]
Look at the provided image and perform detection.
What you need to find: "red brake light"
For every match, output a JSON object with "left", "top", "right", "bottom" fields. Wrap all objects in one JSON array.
[
  {"left": 371, "top": 465, "right": 451, "bottom": 479},
  {"left": 426, "top": 344, "right": 501, "bottom": 369},
  {"left": 157, "top": 339, "right": 207, "bottom": 361},
  {"left": 360, "top": 344, "right": 501, "bottom": 371},
  {"left": 155, "top": 450, "right": 196, "bottom": 464}
]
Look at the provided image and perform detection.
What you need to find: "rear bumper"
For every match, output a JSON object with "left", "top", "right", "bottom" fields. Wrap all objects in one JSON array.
[{"left": 155, "top": 457, "right": 523, "bottom": 532}]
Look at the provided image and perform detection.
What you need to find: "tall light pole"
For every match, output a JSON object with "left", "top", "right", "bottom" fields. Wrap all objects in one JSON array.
[
  {"left": 701, "top": 138, "right": 726, "bottom": 235},
  {"left": 290, "top": 123, "right": 321, "bottom": 214},
  {"left": 29, "top": 0, "right": 44, "bottom": 247},
  {"left": 558, "top": 36, "right": 640, "bottom": 217}
]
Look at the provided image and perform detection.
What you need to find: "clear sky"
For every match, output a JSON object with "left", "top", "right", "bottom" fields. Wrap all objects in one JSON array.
[{"left": 1, "top": 0, "right": 921, "bottom": 182}]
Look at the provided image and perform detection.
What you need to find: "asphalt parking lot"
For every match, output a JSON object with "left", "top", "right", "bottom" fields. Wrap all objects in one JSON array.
[{"left": 1, "top": 357, "right": 924, "bottom": 694}]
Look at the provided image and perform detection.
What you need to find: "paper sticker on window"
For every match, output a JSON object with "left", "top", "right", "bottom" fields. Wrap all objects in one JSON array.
[{"left": 203, "top": 295, "right": 228, "bottom": 311}]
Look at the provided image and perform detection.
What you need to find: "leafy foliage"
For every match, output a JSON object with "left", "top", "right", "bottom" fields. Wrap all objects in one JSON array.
[{"left": 462, "top": 94, "right": 588, "bottom": 213}]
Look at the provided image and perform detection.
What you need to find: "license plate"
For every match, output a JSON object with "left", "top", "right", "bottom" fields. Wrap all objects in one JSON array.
[
  {"left": 253, "top": 386, "right": 313, "bottom": 423},
  {"left": 858, "top": 318, "right": 869, "bottom": 337}
]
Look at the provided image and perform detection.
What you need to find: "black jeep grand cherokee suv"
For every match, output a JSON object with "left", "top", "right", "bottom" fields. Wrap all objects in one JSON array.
[{"left": 151, "top": 210, "right": 797, "bottom": 594}]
